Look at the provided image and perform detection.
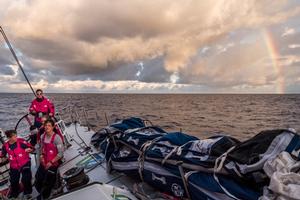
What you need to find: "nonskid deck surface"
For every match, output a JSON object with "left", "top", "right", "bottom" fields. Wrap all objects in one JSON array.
[{"left": 52, "top": 182, "right": 137, "bottom": 200}]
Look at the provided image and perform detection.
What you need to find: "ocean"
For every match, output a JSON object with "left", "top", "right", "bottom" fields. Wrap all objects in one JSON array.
[{"left": 0, "top": 93, "right": 299, "bottom": 141}]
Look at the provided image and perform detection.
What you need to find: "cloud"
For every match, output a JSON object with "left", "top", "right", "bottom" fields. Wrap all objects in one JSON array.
[
  {"left": 1, "top": 0, "right": 300, "bottom": 93},
  {"left": 282, "top": 27, "right": 296, "bottom": 37},
  {"left": 170, "top": 72, "right": 180, "bottom": 84},
  {"left": 2, "top": 0, "right": 300, "bottom": 72},
  {"left": 277, "top": 55, "right": 300, "bottom": 67},
  {"left": 50, "top": 80, "right": 188, "bottom": 93},
  {"left": 0, "top": 65, "right": 15, "bottom": 75},
  {"left": 289, "top": 44, "right": 300, "bottom": 49},
  {"left": 180, "top": 33, "right": 271, "bottom": 86},
  {"left": 0, "top": 78, "right": 193, "bottom": 93},
  {"left": 0, "top": 44, "right": 14, "bottom": 66}
]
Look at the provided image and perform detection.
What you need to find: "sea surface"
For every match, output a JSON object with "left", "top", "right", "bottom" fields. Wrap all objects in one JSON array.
[{"left": 0, "top": 93, "right": 299, "bottom": 141}]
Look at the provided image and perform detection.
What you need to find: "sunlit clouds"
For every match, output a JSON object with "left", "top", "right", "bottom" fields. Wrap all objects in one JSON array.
[
  {"left": 282, "top": 27, "right": 296, "bottom": 37},
  {"left": 0, "top": 0, "right": 300, "bottom": 93}
]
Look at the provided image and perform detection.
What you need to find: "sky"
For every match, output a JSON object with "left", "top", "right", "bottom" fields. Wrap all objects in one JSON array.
[{"left": 0, "top": 0, "right": 300, "bottom": 93}]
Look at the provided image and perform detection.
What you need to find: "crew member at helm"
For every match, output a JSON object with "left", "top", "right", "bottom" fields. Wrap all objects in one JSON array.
[{"left": 29, "top": 89, "right": 55, "bottom": 128}]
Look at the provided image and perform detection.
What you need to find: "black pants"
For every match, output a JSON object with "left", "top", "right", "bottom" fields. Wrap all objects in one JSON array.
[
  {"left": 29, "top": 133, "right": 38, "bottom": 146},
  {"left": 9, "top": 162, "right": 32, "bottom": 198},
  {"left": 35, "top": 165, "right": 58, "bottom": 199},
  {"left": 34, "top": 120, "right": 42, "bottom": 129}
]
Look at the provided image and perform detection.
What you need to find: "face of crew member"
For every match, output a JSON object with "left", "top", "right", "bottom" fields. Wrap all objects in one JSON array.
[
  {"left": 36, "top": 91, "right": 43, "bottom": 98},
  {"left": 45, "top": 122, "right": 54, "bottom": 135},
  {"left": 8, "top": 134, "right": 17, "bottom": 144}
]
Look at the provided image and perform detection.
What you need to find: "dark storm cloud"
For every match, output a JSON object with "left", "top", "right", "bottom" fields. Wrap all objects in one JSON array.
[
  {"left": 135, "top": 59, "right": 170, "bottom": 83},
  {"left": 0, "top": 65, "right": 14, "bottom": 75},
  {"left": 0, "top": 44, "right": 14, "bottom": 66},
  {"left": 16, "top": 37, "right": 79, "bottom": 63},
  {"left": 72, "top": 57, "right": 171, "bottom": 83},
  {"left": 69, "top": 1, "right": 180, "bottom": 43}
]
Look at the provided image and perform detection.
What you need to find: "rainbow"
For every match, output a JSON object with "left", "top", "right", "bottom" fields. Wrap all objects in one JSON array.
[{"left": 263, "top": 29, "right": 285, "bottom": 94}]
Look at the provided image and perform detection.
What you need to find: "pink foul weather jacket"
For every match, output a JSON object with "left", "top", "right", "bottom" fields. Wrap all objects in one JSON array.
[{"left": 29, "top": 97, "right": 55, "bottom": 123}]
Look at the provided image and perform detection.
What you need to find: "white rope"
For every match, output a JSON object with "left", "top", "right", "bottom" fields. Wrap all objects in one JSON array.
[{"left": 213, "top": 146, "right": 242, "bottom": 200}]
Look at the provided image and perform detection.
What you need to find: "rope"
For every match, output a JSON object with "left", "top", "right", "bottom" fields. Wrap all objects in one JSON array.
[
  {"left": 0, "top": 26, "right": 36, "bottom": 97},
  {"left": 137, "top": 137, "right": 162, "bottom": 182},
  {"left": 213, "top": 146, "right": 241, "bottom": 200},
  {"left": 74, "top": 121, "right": 90, "bottom": 149},
  {"left": 178, "top": 164, "right": 191, "bottom": 200}
]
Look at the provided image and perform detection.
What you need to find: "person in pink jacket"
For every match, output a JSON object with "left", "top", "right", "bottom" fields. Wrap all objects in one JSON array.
[
  {"left": 0, "top": 130, "right": 34, "bottom": 199},
  {"left": 29, "top": 89, "right": 55, "bottom": 128}
]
